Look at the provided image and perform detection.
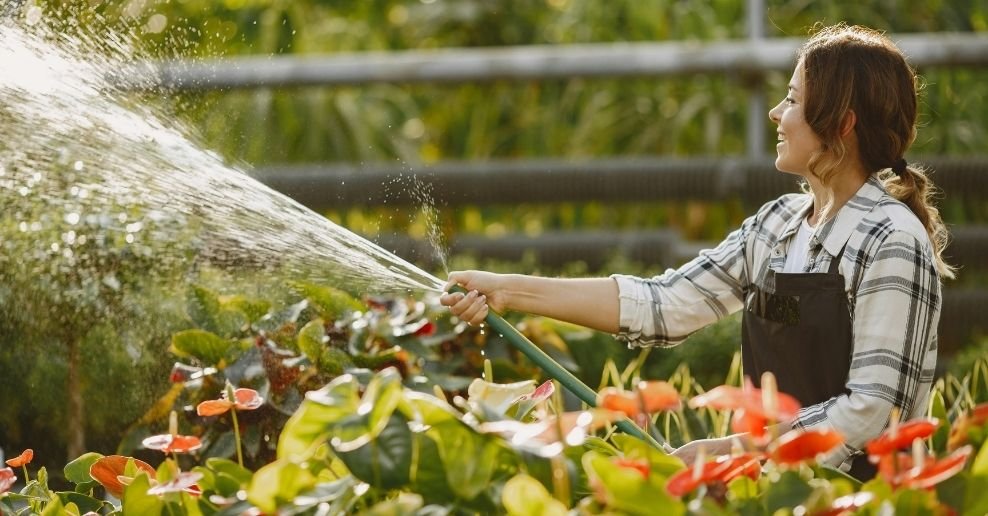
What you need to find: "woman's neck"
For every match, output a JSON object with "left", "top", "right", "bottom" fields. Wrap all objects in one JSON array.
[{"left": 804, "top": 169, "right": 869, "bottom": 227}]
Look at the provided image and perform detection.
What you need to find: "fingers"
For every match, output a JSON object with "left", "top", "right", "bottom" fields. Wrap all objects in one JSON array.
[
  {"left": 443, "top": 270, "right": 468, "bottom": 293},
  {"left": 439, "top": 289, "right": 489, "bottom": 325},
  {"left": 459, "top": 293, "right": 489, "bottom": 325}
]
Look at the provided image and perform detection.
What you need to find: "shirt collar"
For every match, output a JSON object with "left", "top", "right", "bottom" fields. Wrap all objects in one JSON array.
[{"left": 815, "top": 175, "right": 886, "bottom": 256}]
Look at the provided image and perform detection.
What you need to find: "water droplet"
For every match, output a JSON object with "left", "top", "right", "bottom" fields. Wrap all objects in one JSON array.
[
  {"left": 50, "top": 242, "right": 60, "bottom": 252},
  {"left": 72, "top": 160, "right": 84, "bottom": 171},
  {"left": 24, "top": 5, "right": 42, "bottom": 25},
  {"left": 125, "top": 234, "right": 135, "bottom": 243},
  {"left": 65, "top": 212, "right": 80, "bottom": 225}
]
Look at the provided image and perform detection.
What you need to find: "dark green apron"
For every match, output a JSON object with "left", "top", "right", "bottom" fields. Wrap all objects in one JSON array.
[{"left": 741, "top": 247, "right": 876, "bottom": 481}]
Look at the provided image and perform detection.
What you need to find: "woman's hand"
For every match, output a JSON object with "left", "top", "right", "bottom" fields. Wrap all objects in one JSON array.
[{"left": 440, "top": 270, "right": 508, "bottom": 325}]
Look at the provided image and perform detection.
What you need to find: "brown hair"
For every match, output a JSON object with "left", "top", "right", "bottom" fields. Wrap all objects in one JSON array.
[{"left": 797, "top": 24, "right": 954, "bottom": 279}]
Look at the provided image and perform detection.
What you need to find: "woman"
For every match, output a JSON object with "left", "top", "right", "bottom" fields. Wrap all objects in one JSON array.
[{"left": 440, "top": 24, "right": 952, "bottom": 481}]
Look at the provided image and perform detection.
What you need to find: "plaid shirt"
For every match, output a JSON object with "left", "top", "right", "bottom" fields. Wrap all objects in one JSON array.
[{"left": 612, "top": 175, "right": 941, "bottom": 468}]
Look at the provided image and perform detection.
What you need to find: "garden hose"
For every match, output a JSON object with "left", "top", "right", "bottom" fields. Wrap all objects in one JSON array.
[{"left": 449, "top": 285, "right": 667, "bottom": 450}]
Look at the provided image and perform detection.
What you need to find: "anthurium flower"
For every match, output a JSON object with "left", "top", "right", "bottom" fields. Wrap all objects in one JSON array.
[
  {"left": 903, "top": 445, "right": 973, "bottom": 489},
  {"left": 597, "top": 381, "right": 681, "bottom": 419},
  {"left": 0, "top": 467, "right": 15, "bottom": 493},
  {"left": 89, "top": 455, "right": 157, "bottom": 498},
  {"left": 769, "top": 428, "right": 844, "bottom": 465},
  {"left": 637, "top": 381, "right": 682, "bottom": 412},
  {"left": 598, "top": 387, "right": 641, "bottom": 418},
  {"left": 5, "top": 449, "right": 32, "bottom": 468},
  {"left": 865, "top": 417, "right": 939, "bottom": 458},
  {"left": 142, "top": 434, "right": 203, "bottom": 454},
  {"left": 147, "top": 471, "right": 203, "bottom": 496},
  {"left": 196, "top": 387, "right": 264, "bottom": 417},
  {"left": 665, "top": 452, "right": 763, "bottom": 497},
  {"left": 876, "top": 445, "right": 973, "bottom": 490},
  {"left": 479, "top": 409, "right": 624, "bottom": 456},
  {"left": 690, "top": 377, "right": 801, "bottom": 421},
  {"left": 467, "top": 378, "right": 536, "bottom": 415}
]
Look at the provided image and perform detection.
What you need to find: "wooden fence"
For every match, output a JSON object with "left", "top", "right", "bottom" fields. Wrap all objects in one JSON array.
[{"left": 147, "top": 29, "right": 988, "bottom": 352}]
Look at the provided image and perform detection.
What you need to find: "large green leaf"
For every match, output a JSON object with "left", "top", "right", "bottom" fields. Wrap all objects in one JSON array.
[
  {"left": 246, "top": 460, "right": 317, "bottom": 514},
  {"left": 336, "top": 412, "right": 413, "bottom": 490},
  {"left": 611, "top": 433, "right": 684, "bottom": 477},
  {"left": 122, "top": 473, "right": 164, "bottom": 516},
  {"left": 409, "top": 432, "right": 456, "bottom": 504},
  {"left": 170, "top": 329, "right": 235, "bottom": 366},
  {"left": 220, "top": 294, "right": 271, "bottom": 324},
  {"left": 582, "top": 451, "right": 684, "bottom": 516},
  {"left": 55, "top": 492, "right": 105, "bottom": 514},
  {"left": 973, "top": 437, "right": 988, "bottom": 477},
  {"left": 502, "top": 473, "right": 568, "bottom": 516},
  {"left": 893, "top": 488, "right": 940, "bottom": 515},
  {"left": 290, "top": 282, "right": 363, "bottom": 319},
  {"left": 187, "top": 286, "right": 247, "bottom": 337},
  {"left": 428, "top": 419, "right": 506, "bottom": 501},
  {"left": 297, "top": 318, "right": 327, "bottom": 364},
  {"left": 278, "top": 374, "right": 361, "bottom": 461},
  {"left": 764, "top": 470, "right": 813, "bottom": 514},
  {"left": 63, "top": 452, "right": 103, "bottom": 485},
  {"left": 398, "top": 391, "right": 462, "bottom": 426}
]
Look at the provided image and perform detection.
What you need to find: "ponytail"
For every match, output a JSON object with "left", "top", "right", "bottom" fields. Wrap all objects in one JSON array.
[{"left": 879, "top": 165, "right": 955, "bottom": 279}]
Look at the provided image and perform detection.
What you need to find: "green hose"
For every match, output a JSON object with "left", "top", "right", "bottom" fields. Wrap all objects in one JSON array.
[{"left": 449, "top": 286, "right": 666, "bottom": 450}]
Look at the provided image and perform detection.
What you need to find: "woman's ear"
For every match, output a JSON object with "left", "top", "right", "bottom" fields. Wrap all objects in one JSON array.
[{"left": 839, "top": 110, "right": 857, "bottom": 137}]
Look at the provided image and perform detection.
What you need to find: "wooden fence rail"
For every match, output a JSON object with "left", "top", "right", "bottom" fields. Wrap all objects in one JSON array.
[{"left": 147, "top": 33, "right": 988, "bottom": 90}]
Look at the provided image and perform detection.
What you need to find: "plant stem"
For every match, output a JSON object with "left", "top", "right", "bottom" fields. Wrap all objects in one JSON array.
[
  {"left": 231, "top": 408, "right": 243, "bottom": 467},
  {"left": 21, "top": 466, "right": 28, "bottom": 484}
]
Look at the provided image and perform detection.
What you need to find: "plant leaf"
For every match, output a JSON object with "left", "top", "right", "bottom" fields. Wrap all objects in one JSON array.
[
  {"left": 64, "top": 452, "right": 103, "bottom": 485},
  {"left": 171, "top": 329, "right": 234, "bottom": 366},
  {"left": 246, "top": 460, "right": 317, "bottom": 514},
  {"left": 502, "top": 473, "right": 568, "bottom": 516}
]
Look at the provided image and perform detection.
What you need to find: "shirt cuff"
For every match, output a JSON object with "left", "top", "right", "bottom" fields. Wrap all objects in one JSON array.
[{"left": 609, "top": 274, "right": 651, "bottom": 346}]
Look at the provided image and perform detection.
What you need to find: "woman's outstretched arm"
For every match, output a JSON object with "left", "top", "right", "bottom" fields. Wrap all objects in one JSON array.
[{"left": 441, "top": 272, "right": 620, "bottom": 333}]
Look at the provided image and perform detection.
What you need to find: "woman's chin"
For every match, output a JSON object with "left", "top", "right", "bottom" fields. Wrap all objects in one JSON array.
[{"left": 774, "top": 158, "right": 803, "bottom": 176}]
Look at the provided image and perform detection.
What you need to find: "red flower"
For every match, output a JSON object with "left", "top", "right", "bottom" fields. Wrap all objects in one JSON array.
[
  {"left": 769, "top": 429, "right": 844, "bottom": 465},
  {"left": 5, "top": 449, "right": 33, "bottom": 468},
  {"left": 613, "top": 457, "right": 651, "bottom": 479},
  {"left": 637, "top": 381, "right": 682, "bottom": 412},
  {"left": 142, "top": 434, "right": 203, "bottom": 454},
  {"left": 876, "top": 445, "right": 973, "bottom": 490},
  {"left": 89, "top": 455, "right": 157, "bottom": 498},
  {"left": 196, "top": 388, "right": 264, "bottom": 417},
  {"left": 666, "top": 452, "right": 763, "bottom": 497},
  {"left": 598, "top": 388, "right": 641, "bottom": 418},
  {"left": 690, "top": 377, "right": 801, "bottom": 421},
  {"left": 0, "top": 467, "right": 15, "bottom": 493},
  {"left": 865, "top": 418, "right": 939, "bottom": 458},
  {"left": 692, "top": 377, "right": 800, "bottom": 441},
  {"left": 597, "top": 381, "right": 681, "bottom": 418}
]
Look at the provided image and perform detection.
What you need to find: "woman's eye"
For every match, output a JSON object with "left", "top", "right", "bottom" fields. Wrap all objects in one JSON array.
[{"left": 785, "top": 96, "right": 796, "bottom": 105}]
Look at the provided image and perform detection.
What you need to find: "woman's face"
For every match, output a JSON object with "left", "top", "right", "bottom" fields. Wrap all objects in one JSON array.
[{"left": 769, "top": 63, "right": 822, "bottom": 176}]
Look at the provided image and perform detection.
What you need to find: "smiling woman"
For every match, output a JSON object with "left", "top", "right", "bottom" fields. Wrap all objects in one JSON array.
[{"left": 442, "top": 24, "right": 950, "bottom": 482}]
